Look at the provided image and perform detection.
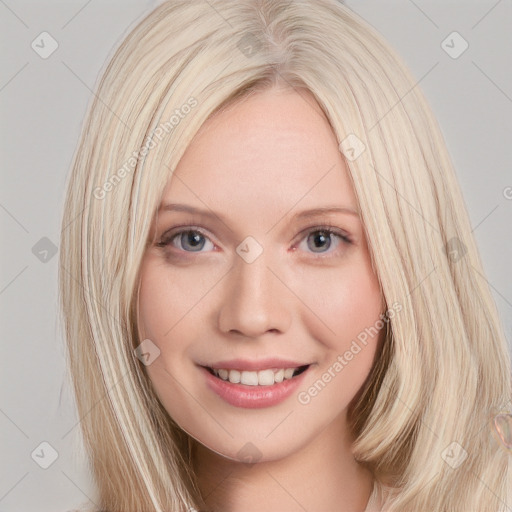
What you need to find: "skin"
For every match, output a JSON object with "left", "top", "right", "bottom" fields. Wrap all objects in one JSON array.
[{"left": 137, "top": 85, "right": 385, "bottom": 511}]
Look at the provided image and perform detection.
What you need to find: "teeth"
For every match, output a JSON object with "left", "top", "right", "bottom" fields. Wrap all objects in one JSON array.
[
  {"left": 240, "top": 371, "right": 259, "bottom": 386},
  {"left": 284, "top": 368, "right": 294, "bottom": 379},
  {"left": 256, "top": 369, "right": 274, "bottom": 386},
  {"left": 212, "top": 366, "right": 303, "bottom": 386},
  {"left": 228, "top": 369, "right": 240, "bottom": 384}
]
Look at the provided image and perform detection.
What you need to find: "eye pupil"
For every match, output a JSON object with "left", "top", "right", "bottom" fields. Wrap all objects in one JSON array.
[
  {"left": 182, "top": 231, "right": 205, "bottom": 251},
  {"left": 308, "top": 231, "right": 331, "bottom": 253}
]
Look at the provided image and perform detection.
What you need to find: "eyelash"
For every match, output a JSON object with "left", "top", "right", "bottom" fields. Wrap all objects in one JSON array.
[{"left": 156, "top": 223, "right": 353, "bottom": 259}]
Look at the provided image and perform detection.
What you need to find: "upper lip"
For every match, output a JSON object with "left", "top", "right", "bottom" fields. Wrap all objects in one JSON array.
[{"left": 201, "top": 358, "right": 312, "bottom": 371}]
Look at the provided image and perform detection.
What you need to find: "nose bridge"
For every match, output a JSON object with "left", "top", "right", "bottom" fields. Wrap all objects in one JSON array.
[
  {"left": 217, "top": 245, "right": 291, "bottom": 337},
  {"left": 235, "top": 248, "right": 273, "bottom": 301}
]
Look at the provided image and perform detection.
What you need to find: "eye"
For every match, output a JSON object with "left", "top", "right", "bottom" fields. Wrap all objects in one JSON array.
[
  {"left": 156, "top": 227, "right": 214, "bottom": 253},
  {"left": 296, "top": 226, "right": 352, "bottom": 257}
]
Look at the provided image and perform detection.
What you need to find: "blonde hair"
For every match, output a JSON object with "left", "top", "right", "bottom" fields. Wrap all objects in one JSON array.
[{"left": 59, "top": 1, "right": 512, "bottom": 510}]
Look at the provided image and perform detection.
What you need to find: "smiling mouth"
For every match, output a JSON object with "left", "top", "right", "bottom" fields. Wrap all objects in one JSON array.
[{"left": 204, "top": 364, "right": 310, "bottom": 386}]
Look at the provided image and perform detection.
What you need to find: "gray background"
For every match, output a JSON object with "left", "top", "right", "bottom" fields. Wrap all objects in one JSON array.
[{"left": 1, "top": 1, "right": 511, "bottom": 511}]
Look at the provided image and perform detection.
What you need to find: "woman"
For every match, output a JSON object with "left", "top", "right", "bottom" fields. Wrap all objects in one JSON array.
[{"left": 59, "top": 1, "right": 512, "bottom": 510}]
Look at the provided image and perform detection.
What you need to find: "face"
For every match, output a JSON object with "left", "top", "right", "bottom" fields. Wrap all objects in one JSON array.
[{"left": 137, "top": 86, "right": 384, "bottom": 463}]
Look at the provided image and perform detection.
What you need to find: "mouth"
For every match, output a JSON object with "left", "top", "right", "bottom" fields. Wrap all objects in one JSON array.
[
  {"left": 199, "top": 362, "right": 312, "bottom": 409},
  {"left": 202, "top": 364, "right": 311, "bottom": 386}
]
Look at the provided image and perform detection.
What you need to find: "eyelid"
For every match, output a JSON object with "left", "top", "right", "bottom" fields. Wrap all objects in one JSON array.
[
  {"left": 156, "top": 224, "right": 214, "bottom": 248},
  {"left": 295, "top": 222, "right": 353, "bottom": 244}
]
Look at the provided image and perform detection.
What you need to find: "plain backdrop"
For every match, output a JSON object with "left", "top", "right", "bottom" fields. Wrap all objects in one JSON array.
[{"left": 1, "top": 1, "right": 511, "bottom": 511}]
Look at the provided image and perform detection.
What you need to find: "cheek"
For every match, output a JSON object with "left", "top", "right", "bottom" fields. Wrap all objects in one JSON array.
[
  {"left": 330, "top": 270, "right": 382, "bottom": 346},
  {"left": 137, "top": 257, "right": 210, "bottom": 341},
  {"left": 299, "top": 260, "right": 382, "bottom": 341},
  {"left": 293, "top": 256, "right": 383, "bottom": 389},
  {"left": 292, "top": 261, "right": 384, "bottom": 415},
  {"left": 136, "top": 257, "right": 218, "bottom": 402},
  {"left": 136, "top": 259, "right": 205, "bottom": 422},
  {"left": 138, "top": 269, "right": 170, "bottom": 341}
]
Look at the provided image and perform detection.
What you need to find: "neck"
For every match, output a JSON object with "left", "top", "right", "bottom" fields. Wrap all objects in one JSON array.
[{"left": 192, "top": 414, "right": 374, "bottom": 512}]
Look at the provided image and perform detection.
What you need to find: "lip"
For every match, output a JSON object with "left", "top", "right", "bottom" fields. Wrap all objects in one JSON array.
[
  {"left": 204, "top": 358, "right": 311, "bottom": 371},
  {"left": 199, "top": 364, "right": 311, "bottom": 409}
]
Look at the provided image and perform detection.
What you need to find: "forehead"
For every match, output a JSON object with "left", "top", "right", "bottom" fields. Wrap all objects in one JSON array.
[{"left": 159, "top": 87, "right": 358, "bottom": 220}]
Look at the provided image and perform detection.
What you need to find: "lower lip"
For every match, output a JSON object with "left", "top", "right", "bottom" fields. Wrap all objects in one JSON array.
[{"left": 200, "top": 366, "right": 309, "bottom": 409}]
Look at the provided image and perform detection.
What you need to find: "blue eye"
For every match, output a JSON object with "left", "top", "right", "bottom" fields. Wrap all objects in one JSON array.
[
  {"left": 157, "top": 225, "right": 352, "bottom": 257},
  {"left": 157, "top": 228, "right": 214, "bottom": 252},
  {"left": 301, "top": 229, "right": 350, "bottom": 254}
]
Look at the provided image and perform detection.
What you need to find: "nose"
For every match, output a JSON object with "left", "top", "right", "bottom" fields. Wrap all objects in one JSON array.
[{"left": 217, "top": 251, "right": 292, "bottom": 338}]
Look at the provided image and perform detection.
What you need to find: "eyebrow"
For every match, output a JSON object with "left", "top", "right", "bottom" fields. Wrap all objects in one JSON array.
[{"left": 158, "top": 203, "right": 360, "bottom": 222}]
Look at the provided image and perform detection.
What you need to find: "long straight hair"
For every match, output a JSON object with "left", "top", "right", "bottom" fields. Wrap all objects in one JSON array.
[{"left": 59, "top": 1, "right": 511, "bottom": 510}]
